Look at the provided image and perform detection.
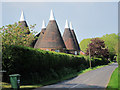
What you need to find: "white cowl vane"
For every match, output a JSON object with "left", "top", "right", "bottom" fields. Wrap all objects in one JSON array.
[
  {"left": 42, "top": 20, "right": 46, "bottom": 29},
  {"left": 65, "top": 20, "right": 69, "bottom": 28},
  {"left": 20, "top": 10, "right": 25, "bottom": 21},
  {"left": 49, "top": 9, "right": 55, "bottom": 21}
]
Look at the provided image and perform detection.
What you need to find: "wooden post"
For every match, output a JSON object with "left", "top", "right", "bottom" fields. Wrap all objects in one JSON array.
[{"left": 89, "top": 46, "right": 91, "bottom": 68}]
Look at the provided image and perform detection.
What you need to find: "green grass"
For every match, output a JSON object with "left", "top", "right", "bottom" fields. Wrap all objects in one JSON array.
[
  {"left": 1, "top": 64, "right": 110, "bottom": 89},
  {"left": 107, "top": 67, "right": 118, "bottom": 89}
]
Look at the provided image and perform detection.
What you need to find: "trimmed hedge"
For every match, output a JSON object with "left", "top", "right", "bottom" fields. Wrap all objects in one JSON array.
[{"left": 2, "top": 45, "right": 109, "bottom": 84}]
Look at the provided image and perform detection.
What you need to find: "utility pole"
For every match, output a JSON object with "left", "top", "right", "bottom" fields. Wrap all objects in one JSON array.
[{"left": 89, "top": 45, "right": 91, "bottom": 68}]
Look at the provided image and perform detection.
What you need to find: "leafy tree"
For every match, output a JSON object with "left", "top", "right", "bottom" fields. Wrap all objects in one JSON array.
[
  {"left": 0, "top": 22, "right": 36, "bottom": 47},
  {"left": 114, "top": 33, "right": 120, "bottom": 55},
  {"left": 101, "top": 33, "right": 118, "bottom": 60},
  {"left": 80, "top": 33, "right": 118, "bottom": 60},
  {"left": 114, "top": 33, "right": 120, "bottom": 62},
  {"left": 80, "top": 38, "right": 91, "bottom": 52},
  {"left": 86, "top": 38, "right": 109, "bottom": 59}
]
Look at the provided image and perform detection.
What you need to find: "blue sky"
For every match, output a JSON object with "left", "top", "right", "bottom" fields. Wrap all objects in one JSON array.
[{"left": 2, "top": 2, "right": 118, "bottom": 43}]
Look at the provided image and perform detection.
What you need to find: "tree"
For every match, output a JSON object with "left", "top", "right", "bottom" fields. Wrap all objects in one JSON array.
[
  {"left": 0, "top": 22, "right": 36, "bottom": 47},
  {"left": 80, "top": 33, "right": 118, "bottom": 60},
  {"left": 101, "top": 33, "right": 118, "bottom": 60},
  {"left": 86, "top": 38, "right": 109, "bottom": 59},
  {"left": 80, "top": 38, "right": 91, "bottom": 52},
  {"left": 114, "top": 33, "right": 120, "bottom": 62}
]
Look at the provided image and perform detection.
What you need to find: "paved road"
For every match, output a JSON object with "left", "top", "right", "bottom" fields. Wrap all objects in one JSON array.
[{"left": 34, "top": 63, "right": 118, "bottom": 89}]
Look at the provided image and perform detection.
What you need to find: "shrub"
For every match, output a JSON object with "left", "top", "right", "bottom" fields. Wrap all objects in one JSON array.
[
  {"left": 2, "top": 44, "right": 109, "bottom": 84},
  {"left": 0, "top": 22, "right": 36, "bottom": 47}
]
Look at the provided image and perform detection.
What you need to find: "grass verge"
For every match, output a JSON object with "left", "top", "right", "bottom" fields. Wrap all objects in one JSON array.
[
  {"left": 107, "top": 67, "right": 118, "bottom": 89},
  {"left": 1, "top": 63, "right": 111, "bottom": 89}
]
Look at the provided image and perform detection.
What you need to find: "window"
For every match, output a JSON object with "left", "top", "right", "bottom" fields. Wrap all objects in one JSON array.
[
  {"left": 46, "top": 49, "right": 49, "bottom": 51},
  {"left": 75, "top": 51, "right": 77, "bottom": 55},
  {"left": 55, "top": 50, "right": 60, "bottom": 52}
]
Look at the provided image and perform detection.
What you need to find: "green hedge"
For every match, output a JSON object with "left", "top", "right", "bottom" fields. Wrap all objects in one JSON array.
[
  {"left": 2, "top": 45, "right": 109, "bottom": 84},
  {"left": 91, "top": 58, "right": 109, "bottom": 67}
]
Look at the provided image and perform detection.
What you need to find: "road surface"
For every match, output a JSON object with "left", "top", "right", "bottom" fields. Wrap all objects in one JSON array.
[{"left": 34, "top": 63, "right": 118, "bottom": 89}]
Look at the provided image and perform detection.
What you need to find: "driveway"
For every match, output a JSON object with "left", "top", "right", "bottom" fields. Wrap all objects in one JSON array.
[{"left": 34, "top": 63, "right": 118, "bottom": 89}]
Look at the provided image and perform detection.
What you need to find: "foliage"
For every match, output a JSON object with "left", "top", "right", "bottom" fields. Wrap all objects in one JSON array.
[
  {"left": 101, "top": 33, "right": 118, "bottom": 60},
  {"left": 80, "top": 33, "right": 118, "bottom": 60},
  {"left": 1, "top": 65, "right": 108, "bottom": 89},
  {"left": 2, "top": 44, "right": 109, "bottom": 84},
  {"left": 114, "top": 33, "right": 120, "bottom": 63},
  {"left": 85, "top": 38, "right": 109, "bottom": 59},
  {"left": 79, "top": 38, "right": 91, "bottom": 52},
  {"left": 101, "top": 33, "right": 118, "bottom": 55},
  {"left": 0, "top": 22, "right": 36, "bottom": 47}
]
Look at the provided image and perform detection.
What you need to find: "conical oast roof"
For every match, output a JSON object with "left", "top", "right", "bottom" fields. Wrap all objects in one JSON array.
[
  {"left": 35, "top": 28, "right": 46, "bottom": 38},
  {"left": 71, "top": 30, "right": 80, "bottom": 50},
  {"left": 40, "top": 20, "right": 46, "bottom": 37},
  {"left": 34, "top": 10, "right": 66, "bottom": 49},
  {"left": 70, "top": 22, "right": 80, "bottom": 51},
  {"left": 19, "top": 10, "right": 30, "bottom": 34},
  {"left": 63, "top": 20, "right": 76, "bottom": 50},
  {"left": 19, "top": 21, "right": 28, "bottom": 28},
  {"left": 34, "top": 28, "right": 46, "bottom": 48},
  {"left": 35, "top": 20, "right": 46, "bottom": 37},
  {"left": 34, "top": 20, "right": 46, "bottom": 48}
]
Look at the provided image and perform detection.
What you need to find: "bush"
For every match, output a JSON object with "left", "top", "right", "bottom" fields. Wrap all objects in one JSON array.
[
  {"left": 0, "top": 22, "right": 36, "bottom": 47},
  {"left": 94, "top": 58, "right": 109, "bottom": 66},
  {"left": 2, "top": 44, "right": 109, "bottom": 84}
]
